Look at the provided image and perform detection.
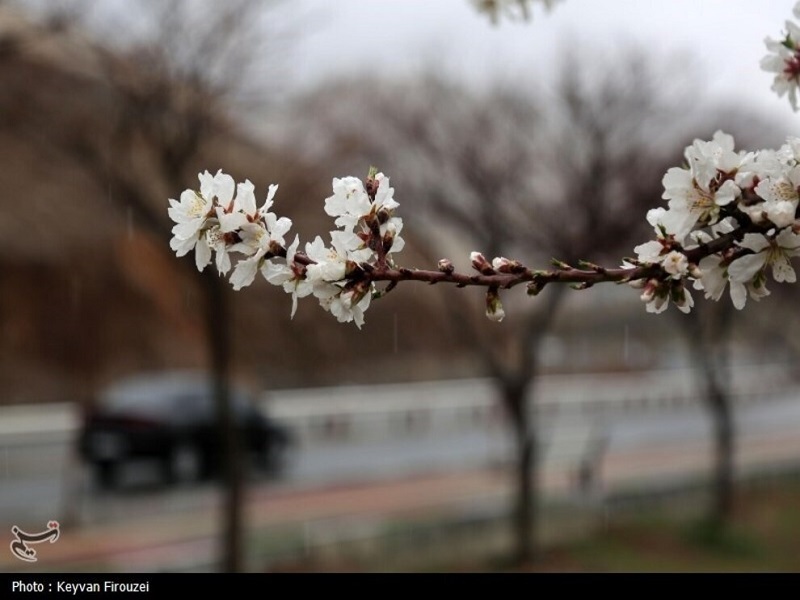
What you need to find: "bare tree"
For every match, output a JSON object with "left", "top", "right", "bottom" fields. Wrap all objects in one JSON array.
[
  {"left": 664, "top": 110, "right": 785, "bottom": 535},
  {"left": 4, "top": 0, "right": 286, "bottom": 572},
  {"left": 291, "top": 49, "right": 691, "bottom": 563}
]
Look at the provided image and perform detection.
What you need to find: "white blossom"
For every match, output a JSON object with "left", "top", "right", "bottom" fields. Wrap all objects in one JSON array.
[
  {"left": 229, "top": 252, "right": 260, "bottom": 291},
  {"left": 641, "top": 280, "right": 694, "bottom": 315},
  {"left": 261, "top": 236, "right": 314, "bottom": 317},
  {"left": 324, "top": 177, "right": 371, "bottom": 231},
  {"left": 729, "top": 275, "right": 771, "bottom": 310},
  {"left": 373, "top": 173, "right": 400, "bottom": 213},
  {"left": 753, "top": 168, "right": 800, "bottom": 228},
  {"left": 199, "top": 170, "right": 235, "bottom": 210},
  {"left": 693, "top": 255, "right": 728, "bottom": 302},
  {"left": 662, "top": 172, "right": 738, "bottom": 240},
  {"left": 728, "top": 228, "right": 800, "bottom": 287},
  {"left": 304, "top": 232, "right": 368, "bottom": 284},
  {"left": 304, "top": 236, "right": 347, "bottom": 283},
  {"left": 633, "top": 240, "right": 664, "bottom": 264},
  {"left": 205, "top": 224, "right": 233, "bottom": 275},
  {"left": 168, "top": 189, "right": 213, "bottom": 242},
  {"left": 321, "top": 288, "right": 373, "bottom": 329},
  {"left": 263, "top": 213, "right": 293, "bottom": 247},
  {"left": 662, "top": 251, "right": 689, "bottom": 279},
  {"left": 762, "top": 10, "right": 800, "bottom": 111},
  {"left": 683, "top": 130, "right": 741, "bottom": 189}
]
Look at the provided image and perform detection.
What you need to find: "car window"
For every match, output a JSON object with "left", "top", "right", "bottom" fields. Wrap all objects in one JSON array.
[
  {"left": 98, "top": 373, "right": 257, "bottom": 421},
  {"left": 103, "top": 392, "right": 172, "bottom": 417},
  {"left": 173, "top": 393, "right": 213, "bottom": 421}
]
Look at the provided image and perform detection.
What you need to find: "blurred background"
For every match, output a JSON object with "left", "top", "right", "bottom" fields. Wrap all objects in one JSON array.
[{"left": 2, "top": 0, "right": 800, "bottom": 572}]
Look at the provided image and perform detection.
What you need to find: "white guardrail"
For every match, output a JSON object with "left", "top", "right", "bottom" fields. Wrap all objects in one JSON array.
[
  {"left": 260, "top": 363, "right": 796, "bottom": 441},
  {"left": 0, "top": 364, "right": 795, "bottom": 446}
]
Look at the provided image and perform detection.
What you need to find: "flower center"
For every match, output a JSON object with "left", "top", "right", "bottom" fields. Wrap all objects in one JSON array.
[
  {"left": 783, "top": 49, "right": 800, "bottom": 81},
  {"left": 190, "top": 193, "right": 206, "bottom": 218}
]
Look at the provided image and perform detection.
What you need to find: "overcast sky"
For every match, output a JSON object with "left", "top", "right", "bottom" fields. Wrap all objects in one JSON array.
[{"left": 285, "top": 0, "right": 799, "bottom": 128}]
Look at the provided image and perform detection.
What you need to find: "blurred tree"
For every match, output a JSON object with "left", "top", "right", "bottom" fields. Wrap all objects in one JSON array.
[
  {"left": 291, "top": 49, "right": 694, "bottom": 563},
  {"left": 465, "top": 0, "right": 789, "bottom": 541},
  {"left": 667, "top": 112, "right": 784, "bottom": 534},
  {"left": 5, "top": 0, "right": 287, "bottom": 573},
  {"left": 470, "top": 0, "right": 562, "bottom": 24}
]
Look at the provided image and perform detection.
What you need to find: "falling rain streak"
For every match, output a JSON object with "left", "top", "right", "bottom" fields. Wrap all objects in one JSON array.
[
  {"left": 623, "top": 325, "right": 629, "bottom": 365},
  {"left": 127, "top": 206, "right": 134, "bottom": 241},
  {"left": 393, "top": 312, "right": 399, "bottom": 354}
]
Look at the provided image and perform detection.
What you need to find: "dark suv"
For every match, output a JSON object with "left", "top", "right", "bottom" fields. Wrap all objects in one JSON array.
[{"left": 78, "top": 372, "right": 293, "bottom": 488}]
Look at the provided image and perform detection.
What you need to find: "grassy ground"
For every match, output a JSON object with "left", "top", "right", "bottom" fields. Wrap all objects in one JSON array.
[
  {"left": 517, "top": 479, "right": 800, "bottom": 572},
  {"left": 267, "top": 477, "right": 800, "bottom": 572}
]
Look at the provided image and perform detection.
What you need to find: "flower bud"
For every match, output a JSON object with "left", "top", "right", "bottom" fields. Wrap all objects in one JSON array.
[
  {"left": 670, "top": 282, "right": 694, "bottom": 314},
  {"left": 382, "top": 224, "right": 398, "bottom": 253},
  {"left": 640, "top": 279, "right": 658, "bottom": 303},
  {"left": 527, "top": 279, "right": 545, "bottom": 296},
  {"left": 485, "top": 288, "right": 505, "bottom": 322},
  {"left": 492, "top": 256, "right": 524, "bottom": 273},
  {"left": 471, "top": 251, "right": 494, "bottom": 275},
  {"left": 661, "top": 251, "right": 688, "bottom": 279},
  {"left": 347, "top": 280, "right": 372, "bottom": 306},
  {"left": 365, "top": 166, "right": 379, "bottom": 201},
  {"left": 438, "top": 258, "right": 455, "bottom": 274},
  {"left": 492, "top": 256, "right": 512, "bottom": 272},
  {"left": 627, "top": 278, "right": 646, "bottom": 289}
]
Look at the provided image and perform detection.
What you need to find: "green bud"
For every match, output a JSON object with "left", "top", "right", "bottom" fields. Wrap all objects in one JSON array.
[
  {"left": 550, "top": 258, "right": 571, "bottom": 270},
  {"left": 527, "top": 280, "right": 545, "bottom": 296},
  {"left": 485, "top": 288, "right": 505, "bottom": 322}
]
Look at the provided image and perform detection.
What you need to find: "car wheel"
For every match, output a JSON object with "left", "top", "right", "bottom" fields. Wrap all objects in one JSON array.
[
  {"left": 94, "top": 460, "right": 120, "bottom": 489},
  {"left": 163, "top": 442, "right": 202, "bottom": 484},
  {"left": 260, "top": 438, "right": 288, "bottom": 477}
]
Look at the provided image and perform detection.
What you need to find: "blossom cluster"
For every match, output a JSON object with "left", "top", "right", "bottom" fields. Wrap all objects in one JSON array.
[
  {"left": 165, "top": 3, "right": 800, "bottom": 326},
  {"left": 625, "top": 131, "right": 800, "bottom": 314},
  {"left": 168, "top": 169, "right": 404, "bottom": 328},
  {"left": 608, "top": 2, "right": 800, "bottom": 314},
  {"left": 166, "top": 133, "right": 800, "bottom": 324},
  {"left": 761, "top": 0, "right": 800, "bottom": 111}
]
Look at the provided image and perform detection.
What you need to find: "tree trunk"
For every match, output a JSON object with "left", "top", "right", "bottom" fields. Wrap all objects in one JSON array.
[
  {"left": 203, "top": 271, "right": 244, "bottom": 573},
  {"left": 706, "top": 373, "right": 734, "bottom": 528},
  {"left": 506, "top": 383, "right": 536, "bottom": 564},
  {"left": 678, "top": 307, "right": 735, "bottom": 530}
]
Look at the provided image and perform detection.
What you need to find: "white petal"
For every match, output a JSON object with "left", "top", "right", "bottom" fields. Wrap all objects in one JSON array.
[
  {"left": 218, "top": 211, "right": 248, "bottom": 233},
  {"left": 214, "top": 171, "right": 235, "bottom": 206},
  {"left": 776, "top": 227, "right": 800, "bottom": 251},
  {"left": 634, "top": 240, "right": 663, "bottom": 264},
  {"left": 195, "top": 236, "right": 212, "bottom": 271},
  {"left": 730, "top": 281, "right": 747, "bottom": 310},
  {"left": 738, "top": 233, "right": 770, "bottom": 253},
  {"left": 172, "top": 218, "right": 205, "bottom": 240},
  {"left": 389, "top": 235, "right": 405, "bottom": 254},
  {"left": 263, "top": 261, "right": 292, "bottom": 286},
  {"left": 771, "top": 254, "right": 796, "bottom": 283},
  {"left": 728, "top": 253, "right": 767, "bottom": 283},
  {"left": 236, "top": 180, "right": 257, "bottom": 216},
  {"left": 216, "top": 248, "right": 231, "bottom": 275},
  {"left": 231, "top": 256, "right": 259, "bottom": 290},
  {"left": 199, "top": 170, "right": 215, "bottom": 200}
]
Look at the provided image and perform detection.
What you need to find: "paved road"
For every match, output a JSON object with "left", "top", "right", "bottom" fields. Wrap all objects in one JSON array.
[
  {"left": 2, "top": 393, "right": 800, "bottom": 523},
  {"left": 1, "top": 391, "right": 800, "bottom": 571},
  {"left": 3, "top": 424, "right": 800, "bottom": 573}
]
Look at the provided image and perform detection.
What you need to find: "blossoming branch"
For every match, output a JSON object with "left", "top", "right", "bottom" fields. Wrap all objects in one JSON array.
[{"left": 166, "top": 2, "right": 800, "bottom": 328}]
